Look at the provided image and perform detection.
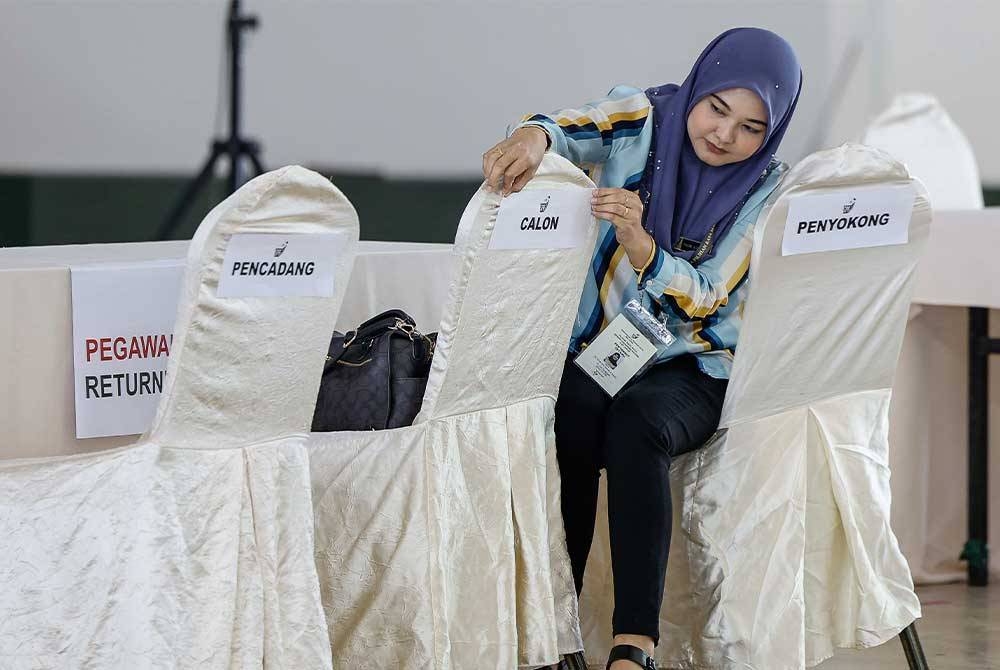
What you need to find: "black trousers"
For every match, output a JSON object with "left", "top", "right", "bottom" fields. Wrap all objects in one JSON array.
[{"left": 554, "top": 354, "right": 728, "bottom": 644}]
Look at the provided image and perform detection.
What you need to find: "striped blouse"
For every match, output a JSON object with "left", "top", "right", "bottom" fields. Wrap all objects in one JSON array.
[{"left": 515, "top": 85, "right": 786, "bottom": 380}]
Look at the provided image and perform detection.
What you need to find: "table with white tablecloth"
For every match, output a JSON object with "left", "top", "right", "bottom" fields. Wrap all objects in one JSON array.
[
  {"left": 899, "top": 208, "right": 1000, "bottom": 583},
  {"left": 2, "top": 212, "right": 998, "bottom": 583},
  {"left": 0, "top": 240, "right": 452, "bottom": 460}
]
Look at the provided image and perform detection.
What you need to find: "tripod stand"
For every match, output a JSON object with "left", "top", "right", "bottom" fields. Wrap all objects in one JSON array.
[{"left": 156, "top": 0, "right": 264, "bottom": 240}]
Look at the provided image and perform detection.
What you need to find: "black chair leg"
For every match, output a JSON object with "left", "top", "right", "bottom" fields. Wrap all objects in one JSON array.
[
  {"left": 560, "top": 651, "right": 588, "bottom": 669},
  {"left": 899, "top": 622, "right": 930, "bottom": 670}
]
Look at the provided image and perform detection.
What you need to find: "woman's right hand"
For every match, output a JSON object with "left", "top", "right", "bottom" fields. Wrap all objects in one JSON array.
[{"left": 482, "top": 126, "right": 549, "bottom": 196}]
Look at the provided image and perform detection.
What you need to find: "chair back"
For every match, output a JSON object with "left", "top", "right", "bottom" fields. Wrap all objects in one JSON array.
[
  {"left": 416, "top": 153, "right": 598, "bottom": 422},
  {"left": 148, "top": 166, "right": 359, "bottom": 447},
  {"left": 863, "top": 93, "right": 982, "bottom": 210},
  {"left": 721, "top": 143, "right": 932, "bottom": 427}
]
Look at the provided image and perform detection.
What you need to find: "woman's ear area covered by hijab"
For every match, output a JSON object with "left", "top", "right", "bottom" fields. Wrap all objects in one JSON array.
[{"left": 686, "top": 88, "right": 769, "bottom": 167}]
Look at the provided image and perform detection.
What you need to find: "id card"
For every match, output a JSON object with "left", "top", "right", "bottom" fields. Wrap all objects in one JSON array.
[{"left": 574, "top": 313, "right": 658, "bottom": 397}]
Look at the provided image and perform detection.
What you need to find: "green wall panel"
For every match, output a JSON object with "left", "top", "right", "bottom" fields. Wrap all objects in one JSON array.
[
  {"left": 6, "top": 175, "right": 997, "bottom": 249},
  {"left": 0, "top": 177, "right": 32, "bottom": 246},
  {"left": 0, "top": 170, "right": 481, "bottom": 247}
]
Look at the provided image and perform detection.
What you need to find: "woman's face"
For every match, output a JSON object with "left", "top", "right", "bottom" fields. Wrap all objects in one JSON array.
[{"left": 686, "top": 87, "right": 768, "bottom": 166}]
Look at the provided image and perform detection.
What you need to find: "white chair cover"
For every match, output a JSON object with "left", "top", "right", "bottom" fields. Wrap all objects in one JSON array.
[
  {"left": 862, "top": 93, "right": 983, "bottom": 210},
  {"left": 0, "top": 166, "right": 359, "bottom": 669},
  {"left": 579, "top": 144, "right": 931, "bottom": 669},
  {"left": 307, "top": 154, "right": 597, "bottom": 669}
]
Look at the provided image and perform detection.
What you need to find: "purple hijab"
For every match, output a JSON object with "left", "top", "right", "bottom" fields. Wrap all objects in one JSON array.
[{"left": 641, "top": 27, "right": 802, "bottom": 263}]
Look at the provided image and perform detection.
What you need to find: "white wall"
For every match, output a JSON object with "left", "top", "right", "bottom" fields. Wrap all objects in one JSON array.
[
  {"left": 812, "top": 0, "right": 1000, "bottom": 183},
  {"left": 0, "top": 0, "right": 837, "bottom": 177},
  {"left": 4, "top": 1, "right": 996, "bottom": 181}
]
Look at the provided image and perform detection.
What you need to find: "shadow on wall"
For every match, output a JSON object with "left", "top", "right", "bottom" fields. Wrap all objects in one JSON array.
[{"left": 0, "top": 170, "right": 482, "bottom": 247}]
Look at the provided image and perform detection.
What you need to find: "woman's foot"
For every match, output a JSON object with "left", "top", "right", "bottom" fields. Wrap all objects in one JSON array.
[{"left": 607, "top": 633, "right": 656, "bottom": 669}]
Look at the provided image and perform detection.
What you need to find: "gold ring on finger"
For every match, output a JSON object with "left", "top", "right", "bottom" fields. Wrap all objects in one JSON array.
[{"left": 625, "top": 205, "right": 630, "bottom": 217}]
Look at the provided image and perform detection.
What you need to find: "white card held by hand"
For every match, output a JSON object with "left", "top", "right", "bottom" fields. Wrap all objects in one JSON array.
[{"left": 489, "top": 187, "right": 594, "bottom": 250}]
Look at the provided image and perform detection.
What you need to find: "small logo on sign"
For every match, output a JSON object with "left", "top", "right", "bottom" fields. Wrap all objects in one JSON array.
[
  {"left": 539, "top": 195, "right": 551, "bottom": 213},
  {"left": 274, "top": 241, "right": 288, "bottom": 258},
  {"left": 843, "top": 198, "right": 856, "bottom": 214}
]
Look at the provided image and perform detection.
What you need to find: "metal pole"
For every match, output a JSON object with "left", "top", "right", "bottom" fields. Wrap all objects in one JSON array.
[
  {"left": 964, "top": 307, "right": 990, "bottom": 586},
  {"left": 228, "top": 0, "right": 241, "bottom": 194}
]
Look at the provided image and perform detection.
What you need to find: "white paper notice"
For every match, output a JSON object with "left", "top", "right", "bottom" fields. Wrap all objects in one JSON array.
[
  {"left": 782, "top": 183, "right": 915, "bottom": 257},
  {"left": 574, "top": 313, "right": 658, "bottom": 397},
  {"left": 71, "top": 260, "right": 184, "bottom": 439},
  {"left": 489, "top": 187, "right": 594, "bottom": 250},
  {"left": 218, "top": 232, "right": 345, "bottom": 297}
]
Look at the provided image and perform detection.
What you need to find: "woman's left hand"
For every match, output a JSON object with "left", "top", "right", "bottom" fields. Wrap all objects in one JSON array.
[{"left": 592, "top": 188, "right": 653, "bottom": 267}]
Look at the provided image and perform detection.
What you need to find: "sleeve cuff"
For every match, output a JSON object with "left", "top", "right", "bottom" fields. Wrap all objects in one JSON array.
[{"left": 516, "top": 123, "right": 551, "bottom": 149}]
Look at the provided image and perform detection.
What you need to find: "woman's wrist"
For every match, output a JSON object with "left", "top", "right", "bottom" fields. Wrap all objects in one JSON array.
[
  {"left": 627, "top": 233, "right": 656, "bottom": 273},
  {"left": 517, "top": 125, "right": 551, "bottom": 151}
]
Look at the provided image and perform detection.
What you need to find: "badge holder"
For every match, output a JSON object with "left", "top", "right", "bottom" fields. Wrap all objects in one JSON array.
[{"left": 574, "top": 299, "right": 676, "bottom": 397}]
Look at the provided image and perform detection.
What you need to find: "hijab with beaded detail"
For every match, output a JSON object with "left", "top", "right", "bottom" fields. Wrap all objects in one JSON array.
[{"left": 640, "top": 27, "right": 802, "bottom": 264}]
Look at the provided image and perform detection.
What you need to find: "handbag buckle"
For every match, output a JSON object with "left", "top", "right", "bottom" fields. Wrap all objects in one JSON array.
[{"left": 390, "top": 318, "right": 417, "bottom": 340}]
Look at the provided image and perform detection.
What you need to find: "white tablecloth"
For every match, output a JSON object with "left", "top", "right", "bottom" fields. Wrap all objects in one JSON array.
[
  {"left": 0, "top": 240, "right": 452, "bottom": 460},
  {"left": 894, "top": 208, "right": 1000, "bottom": 582}
]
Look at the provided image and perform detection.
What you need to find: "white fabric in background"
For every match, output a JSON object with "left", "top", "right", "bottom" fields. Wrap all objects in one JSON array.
[
  {"left": 862, "top": 93, "right": 983, "bottom": 210},
  {"left": 579, "top": 144, "right": 931, "bottom": 669},
  {"left": 0, "top": 166, "right": 359, "bottom": 669},
  {"left": 307, "top": 153, "right": 598, "bottom": 669}
]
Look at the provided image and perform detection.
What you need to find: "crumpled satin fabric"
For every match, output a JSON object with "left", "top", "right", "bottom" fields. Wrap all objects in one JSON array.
[
  {"left": 1, "top": 156, "right": 599, "bottom": 669},
  {"left": 579, "top": 144, "right": 930, "bottom": 669},
  {"left": 1, "top": 166, "right": 358, "bottom": 669},
  {"left": 308, "top": 154, "right": 599, "bottom": 669}
]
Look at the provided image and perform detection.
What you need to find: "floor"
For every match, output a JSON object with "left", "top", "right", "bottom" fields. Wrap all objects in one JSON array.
[{"left": 816, "top": 583, "right": 998, "bottom": 670}]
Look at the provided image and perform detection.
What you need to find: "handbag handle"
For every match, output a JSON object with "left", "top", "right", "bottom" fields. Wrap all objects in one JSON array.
[
  {"left": 323, "top": 309, "right": 422, "bottom": 372},
  {"left": 344, "top": 309, "right": 415, "bottom": 345}
]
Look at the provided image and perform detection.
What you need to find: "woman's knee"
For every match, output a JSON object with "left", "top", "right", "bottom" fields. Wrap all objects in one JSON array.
[{"left": 603, "top": 395, "right": 671, "bottom": 469}]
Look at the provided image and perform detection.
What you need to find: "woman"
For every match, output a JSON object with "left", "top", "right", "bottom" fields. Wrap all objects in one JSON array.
[{"left": 481, "top": 28, "right": 802, "bottom": 670}]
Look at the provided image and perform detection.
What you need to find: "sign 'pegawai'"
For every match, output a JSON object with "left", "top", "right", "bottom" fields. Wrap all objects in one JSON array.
[{"left": 71, "top": 260, "right": 184, "bottom": 438}]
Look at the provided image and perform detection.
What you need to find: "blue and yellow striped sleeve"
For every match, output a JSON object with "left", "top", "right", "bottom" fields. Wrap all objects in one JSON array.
[
  {"left": 639, "top": 216, "right": 754, "bottom": 321},
  {"left": 512, "top": 85, "right": 651, "bottom": 173},
  {"left": 638, "top": 163, "right": 786, "bottom": 322}
]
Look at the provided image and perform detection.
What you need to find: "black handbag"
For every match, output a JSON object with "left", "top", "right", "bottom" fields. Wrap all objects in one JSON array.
[{"left": 311, "top": 309, "right": 436, "bottom": 432}]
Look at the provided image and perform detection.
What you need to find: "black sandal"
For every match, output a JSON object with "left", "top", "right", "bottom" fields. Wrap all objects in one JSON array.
[{"left": 606, "top": 643, "right": 657, "bottom": 670}]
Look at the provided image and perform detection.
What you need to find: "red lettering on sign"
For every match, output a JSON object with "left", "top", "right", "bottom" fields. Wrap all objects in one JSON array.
[{"left": 84, "top": 334, "right": 174, "bottom": 362}]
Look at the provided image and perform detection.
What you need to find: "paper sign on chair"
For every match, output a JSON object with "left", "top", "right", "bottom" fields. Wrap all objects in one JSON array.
[
  {"left": 489, "top": 187, "right": 594, "bottom": 250},
  {"left": 781, "top": 183, "right": 914, "bottom": 257},
  {"left": 218, "top": 232, "right": 346, "bottom": 297}
]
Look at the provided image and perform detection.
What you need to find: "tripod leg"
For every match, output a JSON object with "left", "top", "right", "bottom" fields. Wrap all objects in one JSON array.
[
  {"left": 156, "top": 146, "right": 223, "bottom": 241},
  {"left": 899, "top": 622, "right": 930, "bottom": 670},
  {"left": 246, "top": 145, "right": 265, "bottom": 177}
]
